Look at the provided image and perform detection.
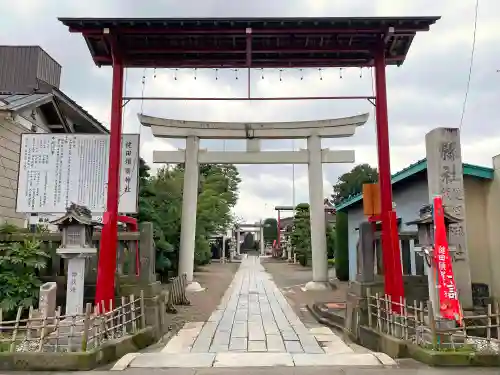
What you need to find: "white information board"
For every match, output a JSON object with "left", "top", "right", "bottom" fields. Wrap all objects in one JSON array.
[{"left": 16, "top": 133, "right": 139, "bottom": 214}]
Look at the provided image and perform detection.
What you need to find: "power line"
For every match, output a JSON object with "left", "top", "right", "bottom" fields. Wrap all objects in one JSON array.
[{"left": 459, "top": 0, "right": 480, "bottom": 131}]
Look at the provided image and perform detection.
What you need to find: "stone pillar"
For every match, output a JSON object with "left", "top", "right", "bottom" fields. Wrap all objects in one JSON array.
[
  {"left": 139, "top": 222, "right": 156, "bottom": 284},
  {"left": 236, "top": 230, "right": 241, "bottom": 255},
  {"left": 355, "top": 221, "right": 375, "bottom": 283},
  {"left": 260, "top": 227, "right": 265, "bottom": 255},
  {"left": 66, "top": 257, "right": 86, "bottom": 315},
  {"left": 179, "top": 136, "right": 203, "bottom": 291},
  {"left": 305, "top": 134, "right": 329, "bottom": 290},
  {"left": 486, "top": 155, "right": 500, "bottom": 297},
  {"left": 425, "top": 128, "right": 473, "bottom": 308}
]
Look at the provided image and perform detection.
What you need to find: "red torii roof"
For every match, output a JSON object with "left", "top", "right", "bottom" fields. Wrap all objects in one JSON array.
[{"left": 58, "top": 16, "right": 440, "bottom": 69}]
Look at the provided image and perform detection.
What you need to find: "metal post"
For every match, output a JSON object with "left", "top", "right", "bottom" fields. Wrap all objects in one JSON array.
[
  {"left": 373, "top": 46, "right": 404, "bottom": 307},
  {"left": 95, "top": 50, "right": 124, "bottom": 308}
]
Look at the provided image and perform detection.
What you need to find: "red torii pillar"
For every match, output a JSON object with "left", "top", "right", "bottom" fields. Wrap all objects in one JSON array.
[
  {"left": 95, "top": 40, "right": 125, "bottom": 308},
  {"left": 373, "top": 44, "right": 404, "bottom": 308}
]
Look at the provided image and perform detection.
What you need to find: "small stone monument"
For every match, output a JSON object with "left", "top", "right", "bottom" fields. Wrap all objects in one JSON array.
[
  {"left": 51, "top": 204, "right": 98, "bottom": 316},
  {"left": 38, "top": 282, "right": 57, "bottom": 320},
  {"left": 28, "top": 282, "right": 58, "bottom": 338}
]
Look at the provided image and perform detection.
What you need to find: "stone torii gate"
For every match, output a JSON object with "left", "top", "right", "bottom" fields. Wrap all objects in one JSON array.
[
  {"left": 140, "top": 113, "right": 368, "bottom": 291},
  {"left": 235, "top": 223, "right": 266, "bottom": 256}
]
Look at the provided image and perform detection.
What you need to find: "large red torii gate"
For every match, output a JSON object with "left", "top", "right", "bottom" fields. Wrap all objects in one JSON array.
[{"left": 58, "top": 16, "right": 440, "bottom": 308}]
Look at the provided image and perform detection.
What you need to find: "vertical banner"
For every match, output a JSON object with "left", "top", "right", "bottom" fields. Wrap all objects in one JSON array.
[{"left": 433, "top": 196, "right": 463, "bottom": 325}]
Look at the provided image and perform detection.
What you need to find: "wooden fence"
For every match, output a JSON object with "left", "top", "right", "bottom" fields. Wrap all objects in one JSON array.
[
  {"left": 366, "top": 288, "right": 500, "bottom": 353},
  {"left": 0, "top": 292, "right": 147, "bottom": 353}
]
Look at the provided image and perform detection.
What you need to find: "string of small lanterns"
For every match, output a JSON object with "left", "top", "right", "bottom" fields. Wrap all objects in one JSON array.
[{"left": 148, "top": 67, "right": 370, "bottom": 82}]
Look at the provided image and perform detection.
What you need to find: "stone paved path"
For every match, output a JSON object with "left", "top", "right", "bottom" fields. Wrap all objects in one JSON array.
[{"left": 113, "top": 256, "right": 396, "bottom": 369}]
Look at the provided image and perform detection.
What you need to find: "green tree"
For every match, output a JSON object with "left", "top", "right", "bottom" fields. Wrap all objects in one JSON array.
[
  {"left": 335, "top": 211, "right": 349, "bottom": 281},
  {"left": 262, "top": 218, "right": 278, "bottom": 245},
  {"left": 332, "top": 164, "right": 378, "bottom": 205},
  {"left": 290, "top": 203, "right": 311, "bottom": 266},
  {"left": 0, "top": 236, "right": 49, "bottom": 316},
  {"left": 137, "top": 159, "right": 241, "bottom": 278}
]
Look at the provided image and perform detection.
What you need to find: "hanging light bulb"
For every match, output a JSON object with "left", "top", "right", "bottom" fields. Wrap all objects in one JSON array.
[
  {"left": 173, "top": 68, "right": 178, "bottom": 81},
  {"left": 300, "top": 68, "right": 304, "bottom": 80},
  {"left": 318, "top": 68, "right": 323, "bottom": 81},
  {"left": 153, "top": 68, "right": 157, "bottom": 79},
  {"left": 235, "top": 69, "right": 239, "bottom": 80},
  {"left": 279, "top": 69, "right": 284, "bottom": 82},
  {"left": 193, "top": 68, "right": 197, "bottom": 80},
  {"left": 261, "top": 68, "right": 264, "bottom": 80},
  {"left": 215, "top": 68, "right": 219, "bottom": 80},
  {"left": 339, "top": 68, "right": 343, "bottom": 79},
  {"left": 359, "top": 67, "right": 363, "bottom": 78}
]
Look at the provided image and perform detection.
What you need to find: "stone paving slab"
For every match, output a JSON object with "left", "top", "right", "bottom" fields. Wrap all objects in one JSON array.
[
  {"left": 129, "top": 353, "right": 216, "bottom": 368},
  {"left": 266, "top": 334, "right": 285, "bottom": 352},
  {"left": 117, "top": 256, "right": 385, "bottom": 370},
  {"left": 284, "top": 340, "right": 304, "bottom": 353},
  {"left": 173, "top": 257, "right": 360, "bottom": 357},
  {"left": 125, "top": 352, "right": 390, "bottom": 368},
  {"left": 213, "top": 352, "right": 295, "bottom": 367},
  {"left": 248, "top": 340, "right": 267, "bottom": 352},
  {"left": 292, "top": 353, "right": 382, "bottom": 367},
  {"left": 229, "top": 337, "right": 247, "bottom": 351}
]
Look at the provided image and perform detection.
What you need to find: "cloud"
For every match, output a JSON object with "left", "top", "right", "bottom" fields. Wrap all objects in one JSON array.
[{"left": 2, "top": 0, "right": 500, "bottom": 223}]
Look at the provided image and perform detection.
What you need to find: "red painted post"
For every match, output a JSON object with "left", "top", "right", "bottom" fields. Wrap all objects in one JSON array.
[
  {"left": 277, "top": 210, "right": 281, "bottom": 250},
  {"left": 95, "top": 50, "right": 124, "bottom": 309},
  {"left": 373, "top": 45, "right": 404, "bottom": 308}
]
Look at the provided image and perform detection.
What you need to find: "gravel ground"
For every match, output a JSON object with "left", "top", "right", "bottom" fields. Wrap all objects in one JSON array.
[{"left": 153, "top": 262, "right": 240, "bottom": 342}]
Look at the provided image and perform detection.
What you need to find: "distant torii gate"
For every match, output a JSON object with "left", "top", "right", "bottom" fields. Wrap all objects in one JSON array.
[
  {"left": 140, "top": 113, "right": 367, "bottom": 291},
  {"left": 235, "top": 223, "right": 265, "bottom": 256}
]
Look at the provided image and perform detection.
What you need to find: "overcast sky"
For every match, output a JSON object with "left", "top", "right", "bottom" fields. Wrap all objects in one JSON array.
[{"left": 2, "top": 0, "right": 499, "bottom": 223}]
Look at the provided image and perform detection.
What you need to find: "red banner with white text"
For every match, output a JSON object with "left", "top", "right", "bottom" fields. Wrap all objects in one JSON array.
[{"left": 433, "top": 196, "right": 463, "bottom": 325}]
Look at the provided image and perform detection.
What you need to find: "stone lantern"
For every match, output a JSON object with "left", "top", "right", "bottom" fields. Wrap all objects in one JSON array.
[
  {"left": 407, "top": 204, "right": 462, "bottom": 325},
  {"left": 407, "top": 204, "right": 461, "bottom": 261},
  {"left": 51, "top": 204, "right": 98, "bottom": 316}
]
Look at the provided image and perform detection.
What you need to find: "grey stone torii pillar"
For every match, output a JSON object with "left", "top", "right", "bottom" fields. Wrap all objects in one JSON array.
[{"left": 140, "top": 113, "right": 368, "bottom": 291}]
